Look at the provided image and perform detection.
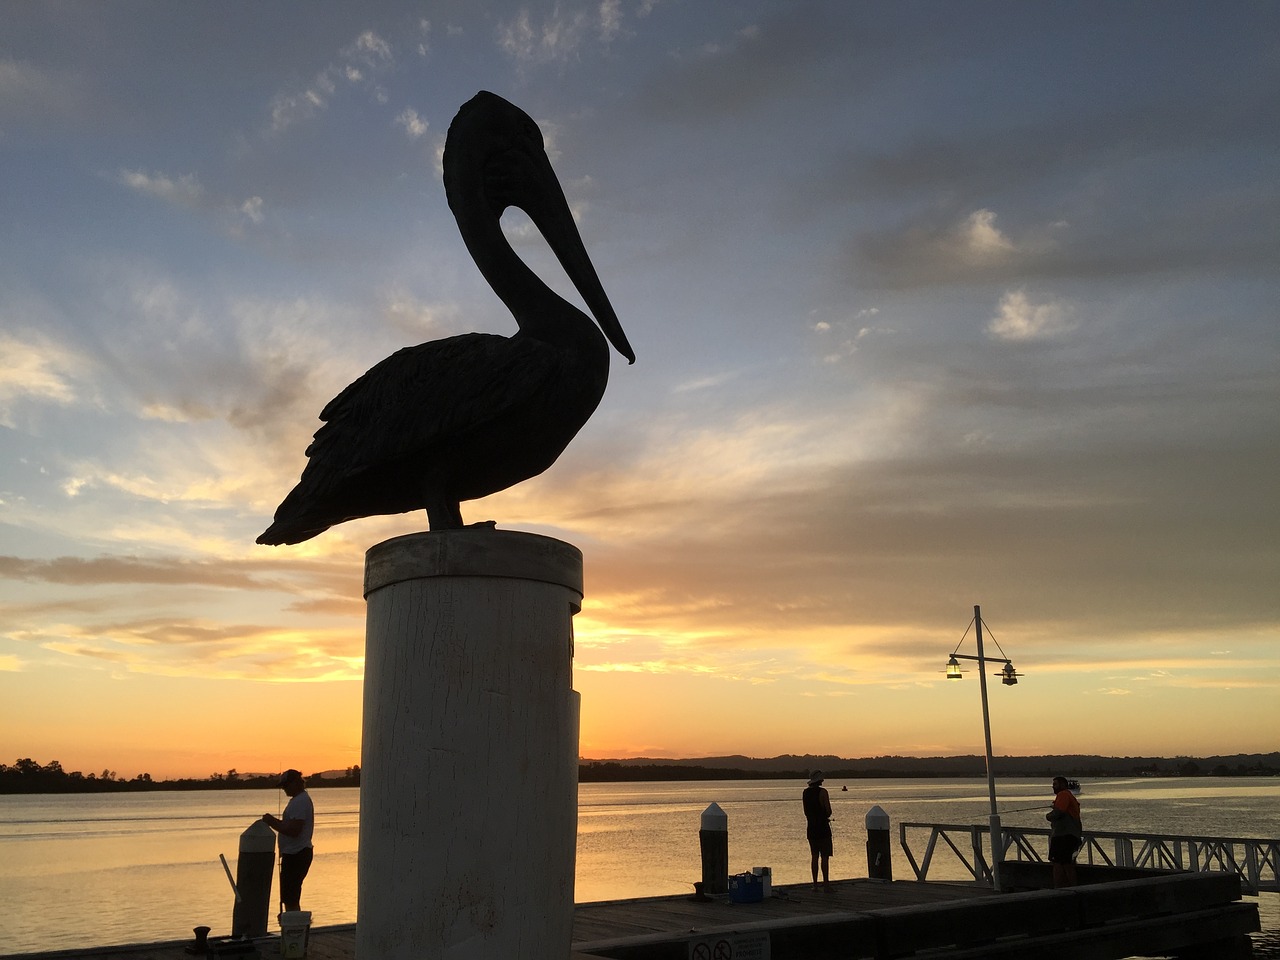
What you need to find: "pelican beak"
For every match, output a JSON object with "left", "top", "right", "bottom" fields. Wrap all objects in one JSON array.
[{"left": 521, "top": 152, "right": 635, "bottom": 365}]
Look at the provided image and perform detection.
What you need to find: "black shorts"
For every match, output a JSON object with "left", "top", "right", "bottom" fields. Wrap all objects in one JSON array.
[
  {"left": 807, "top": 827, "right": 833, "bottom": 858},
  {"left": 280, "top": 847, "right": 313, "bottom": 904},
  {"left": 1048, "top": 835, "right": 1081, "bottom": 865}
]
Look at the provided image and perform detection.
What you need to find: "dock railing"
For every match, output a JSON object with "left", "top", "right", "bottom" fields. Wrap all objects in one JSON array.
[{"left": 900, "top": 821, "right": 1280, "bottom": 894}]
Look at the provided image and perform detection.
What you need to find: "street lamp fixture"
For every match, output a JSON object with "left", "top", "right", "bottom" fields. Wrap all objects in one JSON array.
[{"left": 945, "top": 604, "right": 1021, "bottom": 891}]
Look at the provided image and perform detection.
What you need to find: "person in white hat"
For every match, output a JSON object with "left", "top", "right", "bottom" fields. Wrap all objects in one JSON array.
[{"left": 802, "top": 772, "right": 833, "bottom": 890}]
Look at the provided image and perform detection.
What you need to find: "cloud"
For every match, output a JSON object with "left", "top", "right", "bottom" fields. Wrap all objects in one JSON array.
[
  {"left": 117, "top": 169, "right": 204, "bottom": 208},
  {"left": 632, "top": 4, "right": 857, "bottom": 122},
  {"left": 496, "top": 2, "right": 627, "bottom": 64},
  {"left": 380, "top": 293, "right": 460, "bottom": 340},
  {"left": 0, "top": 555, "right": 267, "bottom": 589},
  {"left": 0, "top": 550, "right": 368, "bottom": 683},
  {"left": 599, "top": 0, "right": 624, "bottom": 42},
  {"left": 34, "top": 619, "right": 363, "bottom": 682},
  {"left": 962, "top": 210, "right": 1014, "bottom": 257},
  {"left": 268, "top": 29, "right": 394, "bottom": 133},
  {"left": 239, "top": 196, "right": 265, "bottom": 224},
  {"left": 853, "top": 208, "right": 1055, "bottom": 288},
  {"left": 837, "top": 82, "right": 1280, "bottom": 289},
  {"left": 0, "top": 330, "right": 93, "bottom": 426},
  {"left": 0, "top": 58, "right": 85, "bottom": 126},
  {"left": 812, "top": 308, "right": 890, "bottom": 363},
  {"left": 116, "top": 170, "right": 273, "bottom": 237},
  {"left": 671, "top": 370, "right": 740, "bottom": 394},
  {"left": 395, "top": 107, "right": 428, "bottom": 140},
  {"left": 987, "top": 289, "right": 1076, "bottom": 341}
]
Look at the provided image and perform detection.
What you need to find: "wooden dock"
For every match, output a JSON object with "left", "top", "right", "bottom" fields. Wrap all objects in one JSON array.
[{"left": 3, "top": 872, "right": 1260, "bottom": 960}]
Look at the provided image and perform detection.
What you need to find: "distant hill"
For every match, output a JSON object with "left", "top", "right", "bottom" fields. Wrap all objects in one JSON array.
[{"left": 578, "top": 753, "right": 1280, "bottom": 782}]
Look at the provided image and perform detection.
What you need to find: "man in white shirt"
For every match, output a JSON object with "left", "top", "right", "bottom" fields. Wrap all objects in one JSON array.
[{"left": 263, "top": 769, "right": 315, "bottom": 911}]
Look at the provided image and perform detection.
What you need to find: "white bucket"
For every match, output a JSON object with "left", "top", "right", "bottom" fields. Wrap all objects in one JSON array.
[{"left": 278, "top": 910, "right": 312, "bottom": 959}]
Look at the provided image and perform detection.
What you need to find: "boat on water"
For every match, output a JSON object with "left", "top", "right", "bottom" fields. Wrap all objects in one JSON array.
[{"left": 1067, "top": 779, "right": 1082, "bottom": 794}]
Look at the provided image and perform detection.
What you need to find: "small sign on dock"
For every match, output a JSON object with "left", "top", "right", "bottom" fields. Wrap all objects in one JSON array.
[{"left": 687, "top": 930, "right": 769, "bottom": 960}]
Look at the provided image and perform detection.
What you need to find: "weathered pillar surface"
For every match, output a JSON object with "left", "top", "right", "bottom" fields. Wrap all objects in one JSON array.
[
  {"left": 232, "top": 820, "right": 276, "bottom": 937},
  {"left": 358, "top": 530, "right": 583, "bottom": 960}
]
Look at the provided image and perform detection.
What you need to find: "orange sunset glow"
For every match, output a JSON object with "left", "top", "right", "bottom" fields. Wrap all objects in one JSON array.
[{"left": 3, "top": 4, "right": 1279, "bottom": 780}]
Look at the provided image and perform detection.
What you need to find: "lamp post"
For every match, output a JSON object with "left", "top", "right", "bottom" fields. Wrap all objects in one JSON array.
[{"left": 946, "top": 604, "right": 1020, "bottom": 892}]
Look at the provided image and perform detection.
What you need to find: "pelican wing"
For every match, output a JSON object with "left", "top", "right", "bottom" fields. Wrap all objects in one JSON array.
[
  {"left": 311, "top": 332, "right": 554, "bottom": 468},
  {"left": 259, "top": 332, "right": 559, "bottom": 542}
]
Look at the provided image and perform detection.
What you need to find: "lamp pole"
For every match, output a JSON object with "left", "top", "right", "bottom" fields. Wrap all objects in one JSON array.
[
  {"left": 946, "top": 604, "right": 1018, "bottom": 892},
  {"left": 973, "top": 605, "right": 1004, "bottom": 893}
]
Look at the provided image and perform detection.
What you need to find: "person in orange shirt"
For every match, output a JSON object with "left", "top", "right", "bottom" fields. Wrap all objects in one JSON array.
[{"left": 1046, "top": 775, "right": 1082, "bottom": 887}]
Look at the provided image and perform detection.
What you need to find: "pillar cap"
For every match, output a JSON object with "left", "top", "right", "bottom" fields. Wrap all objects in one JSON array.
[
  {"left": 865, "top": 804, "right": 890, "bottom": 831},
  {"left": 701, "top": 802, "right": 728, "bottom": 831},
  {"left": 365, "top": 529, "right": 583, "bottom": 604},
  {"left": 240, "top": 819, "right": 277, "bottom": 851}
]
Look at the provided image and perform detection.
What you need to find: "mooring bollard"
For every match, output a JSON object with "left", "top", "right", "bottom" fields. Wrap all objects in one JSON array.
[
  {"left": 232, "top": 819, "right": 277, "bottom": 937},
  {"left": 700, "top": 802, "right": 729, "bottom": 894},
  {"left": 192, "top": 926, "right": 211, "bottom": 954},
  {"left": 866, "top": 804, "right": 893, "bottom": 880}
]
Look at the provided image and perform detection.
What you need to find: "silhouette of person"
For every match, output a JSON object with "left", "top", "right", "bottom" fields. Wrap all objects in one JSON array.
[
  {"left": 802, "top": 772, "right": 833, "bottom": 890},
  {"left": 263, "top": 769, "right": 314, "bottom": 911},
  {"left": 1046, "top": 775, "right": 1082, "bottom": 887}
]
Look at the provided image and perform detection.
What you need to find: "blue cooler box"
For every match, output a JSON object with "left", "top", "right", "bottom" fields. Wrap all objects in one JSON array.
[{"left": 728, "top": 872, "right": 764, "bottom": 903}]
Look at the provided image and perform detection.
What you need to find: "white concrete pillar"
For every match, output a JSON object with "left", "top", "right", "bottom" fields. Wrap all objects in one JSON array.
[{"left": 357, "top": 530, "right": 582, "bottom": 960}]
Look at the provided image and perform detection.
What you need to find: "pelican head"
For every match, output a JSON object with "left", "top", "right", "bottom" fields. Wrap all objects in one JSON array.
[{"left": 444, "top": 91, "right": 635, "bottom": 365}]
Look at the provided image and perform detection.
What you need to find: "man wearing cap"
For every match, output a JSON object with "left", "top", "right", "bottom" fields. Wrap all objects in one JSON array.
[
  {"left": 263, "top": 769, "right": 314, "bottom": 911},
  {"left": 802, "top": 772, "right": 833, "bottom": 891}
]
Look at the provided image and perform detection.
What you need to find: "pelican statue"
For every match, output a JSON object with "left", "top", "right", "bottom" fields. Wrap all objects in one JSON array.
[{"left": 257, "top": 91, "right": 634, "bottom": 545}]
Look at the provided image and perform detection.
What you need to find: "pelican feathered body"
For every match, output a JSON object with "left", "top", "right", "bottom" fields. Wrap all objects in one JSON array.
[{"left": 257, "top": 92, "right": 634, "bottom": 545}]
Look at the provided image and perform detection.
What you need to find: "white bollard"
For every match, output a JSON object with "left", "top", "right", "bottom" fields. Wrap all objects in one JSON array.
[
  {"left": 700, "top": 802, "right": 729, "bottom": 894},
  {"left": 231, "top": 820, "right": 277, "bottom": 937},
  {"left": 358, "top": 530, "right": 583, "bottom": 960},
  {"left": 865, "top": 804, "right": 892, "bottom": 880}
]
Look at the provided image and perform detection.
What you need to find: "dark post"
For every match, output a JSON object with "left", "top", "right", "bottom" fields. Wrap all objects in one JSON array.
[
  {"left": 866, "top": 804, "right": 893, "bottom": 880},
  {"left": 232, "top": 820, "right": 276, "bottom": 937},
  {"left": 699, "top": 802, "right": 729, "bottom": 894},
  {"left": 192, "top": 926, "right": 211, "bottom": 954}
]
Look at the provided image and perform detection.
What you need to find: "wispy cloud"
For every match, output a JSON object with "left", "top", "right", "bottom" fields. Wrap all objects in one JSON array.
[
  {"left": 0, "top": 57, "right": 84, "bottom": 124},
  {"left": 34, "top": 619, "right": 363, "bottom": 682},
  {"left": 117, "top": 169, "right": 204, "bottom": 207},
  {"left": 0, "top": 330, "right": 93, "bottom": 425},
  {"left": 268, "top": 29, "right": 394, "bottom": 133},
  {"left": 496, "top": 2, "right": 626, "bottom": 64}
]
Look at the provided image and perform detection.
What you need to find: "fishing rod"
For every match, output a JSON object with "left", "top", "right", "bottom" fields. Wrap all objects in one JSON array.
[{"left": 219, "top": 853, "right": 242, "bottom": 903}]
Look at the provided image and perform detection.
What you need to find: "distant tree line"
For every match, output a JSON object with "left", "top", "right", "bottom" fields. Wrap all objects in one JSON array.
[
  {"left": 0, "top": 759, "right": 360, "bottom": 794},
  {"left": 6, "top": 754, "right": 1275, "bottom": 793},
  {"left": 579, "top": 755, "right": 1280, "bottom": 783}
]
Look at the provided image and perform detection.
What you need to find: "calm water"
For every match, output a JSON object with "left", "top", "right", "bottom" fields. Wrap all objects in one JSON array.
[{"left": 0, "top": 777, "right": 1276, "bottom": 955}]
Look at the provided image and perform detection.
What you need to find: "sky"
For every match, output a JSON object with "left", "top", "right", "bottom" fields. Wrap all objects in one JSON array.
[{"left": 2, "top": 1, "right": 1277, "bottom": 780}]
